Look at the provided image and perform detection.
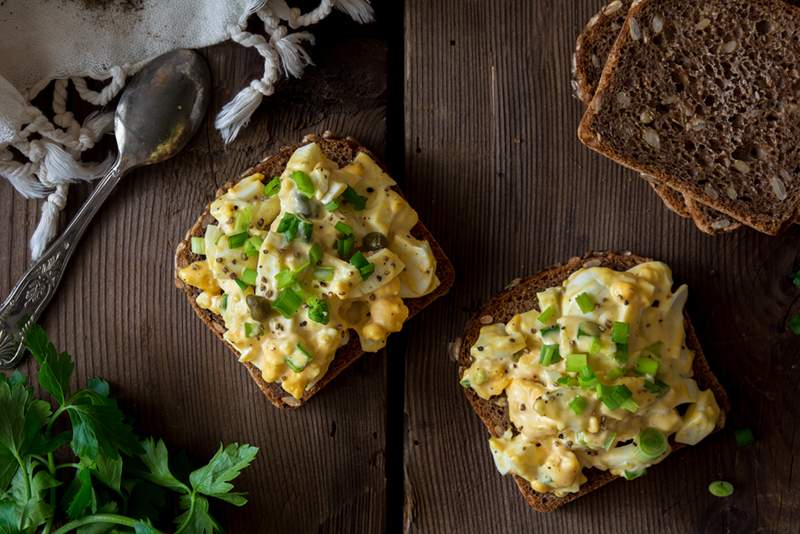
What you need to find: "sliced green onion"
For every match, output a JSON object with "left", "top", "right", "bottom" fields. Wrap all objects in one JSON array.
[
  {"left": 636, "top": 427, "right": 668, "bottom": 458},
  {"left": 620, "top": 398, "right": 639, "bottom": 413},
  {"left": 234, "top": 279, "right": 248, "bottom": 291},
  {"left": 221, "top": 294, "right": 228, "bottom": 311},
  {"left": 342, "top": 186, "right": 367, "bottom": 210},
  {"left": 605, "top": 367, "right": 624, "bottom": 381},
  {"left": 540, "top": 325, "right": 561, "bottom": 336},
  {"left": 614, "top": 343, "right": 629, "bottom": 364},
  {"left": 276, "top": 213, "right": 300, "bottom": 242},
  {"left": 227, "top": 231, "right": 249, "bottom": 249},
  {"left": 557, "top": 376, "right": 578, "bottom": 387},
  {"left": 734, "top": 428, "right": 754, "bottom": 447},
  {"left": 588, "top": 336, "right": 602, "bottom": 356},
  {"left": 307, "top": 297, "right": 330, "bottom": 325},
  {"left": 459, "top": 378, "right": 471, "bottom": 389},
  {"left": 539, "top": 344, "right": 561, "bottom": 366},
  {"left": 576, "top": 292, "right": 595, "bottom": 313},
  {"left": 309, "top": 243, "right": 323, "bottom": 265},
  {"left": 285, "top": 344, "right": 313, "bottom": 372},
  {"left": 235, "top": 205, "right": 253, "bottom": 232},
  {"left": 273, "top": 288, "right": 303, "bottom": 317},
  {"left": 294, "top": 261, "right": 310, "bottom": 275},
  {"left": 244, "top": 235, "right": 263, "bottom": 258},
  {"left": 290, "top": 171, "right": 315, "bottom": 198},
  {"left": 635, "top": 357, "right": 659, "bottom": 376},
  {"left": 190, "top": 236, "right": 206, "bottom": 255},
  {"left": 244, "top": 322, "right": 261, "bottom": 338},
  {"left": 708, "top": 480, "right": 734, "bottom": 497},
  {"left": 313, "top": 266, "right": 335, "bottom": 281},
  {"left": 565, "top": 353, "right": 588, "bottom": 373},
  {"left": 359, "top": 263, "right": 375, "bottom": 280},
  {"left": 349, "top": 251, "right": 369, "bottom": 268},
  {"left": 577, "top": 321, "right": 600, "bottom": 337},
  {"left": 602, "top": 432, "right": 617, "bottom": 451},
  {"left": 789, "top": 314, "right": 800, "bottom": 335},
  {"left": 276, "top": 270, "right": 296, "bottom": 289},
  {"left": 578, "top": 367, "right": 598, "bottom": 389},
  {"left": 240, "top": 268, "right": 258, "bottom": 286},
  {"left": 596, "top": 384, "right": 633, "bottom": 411},
  {"left": 337, "top": 235, "right": 355, "bottom": 260},
  {"left": 335, "top": 221, "right": 353, "bottom": 236},
  {"left": 623, "top": 469, "right": 647, "bottom": 481},
  {"left": 568, "top": 395, "right": 587, "bottom": 415},
  {"left": 325, "top": 199, "right": 340, "bottom": 212},
  {"left": 537, "top": 306, "right": 556, "bottom": 325},
  {"left": 611, "top": 321, "right": 630, "bottom": 344},
  {"left": 264, "top": 176, "right": 281, "bottom": 197},
  {"left": 643, "top": 378, "right": 670, "bottom": 396},
  {"left": 299, "top": 220, "right": 313, "bottom": 242}
]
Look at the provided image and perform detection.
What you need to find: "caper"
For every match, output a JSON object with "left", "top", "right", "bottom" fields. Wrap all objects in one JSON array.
[
  {"left": 362, "top": 232, "right": 388, "bottom": 251},
  {"left": 246, "top": 295, "right": 271, "bottom": 321}
]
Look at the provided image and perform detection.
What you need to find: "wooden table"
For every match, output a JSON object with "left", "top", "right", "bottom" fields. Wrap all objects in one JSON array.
[{"left": 2, "top": 1, "right": 799, "bottom": 532}]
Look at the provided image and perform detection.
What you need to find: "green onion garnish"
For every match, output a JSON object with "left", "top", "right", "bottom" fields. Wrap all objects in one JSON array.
[
  {"left": 588, "top": 336, "right": 602, "bottom": 356},
  {"left": 264, "top": 176, "right": 281, "bottom": 197},
  {"left": 614, "top": 343, "right": 629, "bottom": 364},
  {"left": 290, "top": 171, "right": 315, "bottom": 198},
  {"left": 273, "top": 288, "right": 303, "bottom": 318},
  {"left": 596, "top": 384, "right": 633, "bottom": 411},
  {"left": 636, "top": 427, "right": 668, "bottom": 458},
  {"left": 605, "top": 367, "right": 624, "bottom": 381},
  {"left": 620, "top": 398, "right": 639, "bottom": 413},
  {"left": 557, "top": 376, "right": 578, "bottom": 387},
  {"left": 285, "top": 344, "right": 313, "bottom": 373},
  {"left": 537, "top": 306, "right": 556, "bottom": 325},
  {"left": 244, "top": 322, "right": 261, "bottom": 338},
  {"left": 578, "top": 367, "right": 598, "bottom": 389},
  {"left": 244, "top": 236, "right": 263, "bottom": 258},
  {"left": 602, "top": 432, "right": 617, "bottom": 451},
  {"left": 643, "top": 378, "right": 670, "bottom": 396},
  {"left": 335, "top": 221, "right": 353, "bottom": 236},
  {"left": 234, "top": 279, "right": 248, "bottom": 291},
  {"left": 540, "top": 325, "right": 560, "bottom": 336},
  {"left": 539, "top": 344, "right": 561, "bottom": 366},
  {"left": 221, "top": 294, "right": 228, "bottom": 311},
  {"left": 276, "top": 212, "right": 300, "bottom": 241},
  {"left": 568, "top": 395, "right": 587, "bottom": 415},
  {"left": 459, "top": 378, "right": 471, "bottom": 389},
  {"left": 789, "top": 314, "right": 800, "bottom": 335},
  {"left": 349, "top": 251, "right": 374, "bottom": 280},
  {"left": 307, "top": 297, "right": 330, "bottom": 325},
  {"left": 235, "top": 205, "right": 253, "bottom": 232},
  {"left": 734, "top": 428, "right": 754, "bottom": 447},
  {"left": 342, "top": 186, "right": 367, "bottom": 210},
  {"left": 635, "top": 356, "right": 659, "bottom": 376},
  {"left": 275, "top": 270, "right": 296, "bottom": 289},
  {"left": 623, "top": 469, "right": 646, "bottom": 481},
  {"left": 565, "top": 353, "right": 588, "bottom": 373},
  {"left": 576, "top": 292, "right": 595, "bottom": 313},
  {"left": 190, "top": 236, "right": 205, "bottom": 255},
  {"left": 611, "top": 321, "right": 630, "bottom": 344},
  {"left": 313, "top": 266, "right": 334, "bottom": 281},
  {"left": 708, "top": 480, "right": 734, "bottom": 497},
  {"left": 299, "top": 220, "right": 313, "bottom": 242},
  {"left": 309, "top": 243, "right": 323, "bottom": 265},
  {"left": 227, "top": 231, "right": 249, "bottom": 249},
  {"left": 325, "top": 199, "right": 340, "bottom": 212},
  {"left": 336, "top": 235, "right": 355, "bottom": 260},
  {"left": 240, "top": 268, "right": 258, "bottom": 286},
  {"left": 359, "top": 263, "right": 375, "bottom": 279}
]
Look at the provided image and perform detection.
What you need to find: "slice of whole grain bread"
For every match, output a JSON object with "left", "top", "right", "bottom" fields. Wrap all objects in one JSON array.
[
  {"left": 456, "top": 251, "right": 729, "bottom": 512},
  {"left": 578, "top": 0, "right": 800, "bottom": 235},
  {"left": 574, "top": 0, "right": 743, "bottom": 234},
  {"left": 175, "top": 132, "right": 454, "bottom": 408}
]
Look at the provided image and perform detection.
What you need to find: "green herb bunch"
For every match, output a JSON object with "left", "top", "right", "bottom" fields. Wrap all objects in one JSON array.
[{"left": 0, "top": 325, "right": 258, "bottom": 533}]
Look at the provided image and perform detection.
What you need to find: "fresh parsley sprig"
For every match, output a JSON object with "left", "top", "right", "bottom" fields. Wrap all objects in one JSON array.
[{"left": 0, "top": 325, "right": 258, "bottom": 534}]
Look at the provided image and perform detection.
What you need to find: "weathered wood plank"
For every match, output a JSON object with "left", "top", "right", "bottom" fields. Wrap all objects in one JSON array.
[{"left": 403, "top": 1, "right": 800, "bottom": 532}]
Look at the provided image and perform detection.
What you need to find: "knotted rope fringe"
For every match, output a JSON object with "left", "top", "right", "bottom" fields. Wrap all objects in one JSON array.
[{"left": 0, "top": 0, "right": 373, "bottom": 260}]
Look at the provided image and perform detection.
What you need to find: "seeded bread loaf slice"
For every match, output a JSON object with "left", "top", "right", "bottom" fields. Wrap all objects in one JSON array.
[
  {"left": 175, "top": 133, "right": 455, "bottom": 408},
  {"left": 579, "top": 0, "right": 800, "bottom": 235},
  {"left": 457, "top": 251, "right": 729, "bottom": 512},
  {"left": 573, "top": 0, "right": 742, "bottom": 233}
]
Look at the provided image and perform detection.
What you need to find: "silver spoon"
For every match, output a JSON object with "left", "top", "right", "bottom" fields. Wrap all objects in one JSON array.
[{"left": 0, "top": 49, "right": 210, "bottom": 368}]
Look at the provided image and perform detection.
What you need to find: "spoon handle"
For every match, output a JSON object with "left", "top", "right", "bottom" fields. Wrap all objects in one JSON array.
[{"left": 0, "top": 160, "right": 126, "bottom": 369}]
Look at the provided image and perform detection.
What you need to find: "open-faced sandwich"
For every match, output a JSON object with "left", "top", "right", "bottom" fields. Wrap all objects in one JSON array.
[
  {"left": 457, "top": 252, "right": 728, "bottom": 511},
  {"left": 176, "top": 133, "right": 453, "bottom": 408}
]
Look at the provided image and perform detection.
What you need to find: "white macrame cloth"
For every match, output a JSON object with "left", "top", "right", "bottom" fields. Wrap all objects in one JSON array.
[{"left": 0, "top": 0, "right": 373, "bottom": 259}]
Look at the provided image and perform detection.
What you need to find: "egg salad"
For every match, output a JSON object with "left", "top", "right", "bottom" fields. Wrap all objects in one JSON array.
[
  {"left": 178, "top": 143, "right": 440, "bottom": 400},
  {"left": 461, "top": 262, "right": 723, "bottom": 496}
]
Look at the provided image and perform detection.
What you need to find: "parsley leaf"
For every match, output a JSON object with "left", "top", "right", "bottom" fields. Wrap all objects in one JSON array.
[
  {"left": 175, "top": 495, "right": 220, "bottom": 534},
  {"left": 87, "top": 377, "right": 110, "bottom": 398},
  {"left": 0, "top": 380, "right": 50, "bottom": 464},
  {"left": 67, "top": 390, "right": 142, "bottom": 461},
  {"left": 66, "top": 468, "right": 96, "bottom": 519},
  {"left": 188, "top": 443, "right": 258, "bottom": 502},
  {"left": 139, "top": 439, "right": 190, "bottom": 493},
  {"left": 25, "top": 325, "right": 73, "bottom": 405}
]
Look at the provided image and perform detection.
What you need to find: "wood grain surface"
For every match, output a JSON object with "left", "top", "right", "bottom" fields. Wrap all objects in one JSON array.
[
  {"left": 2, "top": 1, "right": 800, "bottom": 533},
  {"left": 403, "top": 1, "right": 800, "bottom": 533}
]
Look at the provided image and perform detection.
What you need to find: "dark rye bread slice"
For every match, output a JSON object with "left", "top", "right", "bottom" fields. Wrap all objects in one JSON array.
[
  {"left": 579, "top": 0, "right": 800, "bottom": 235},
  {"left": 573, "top": 1, "right": 742, "bottom": 233},
  {"left": 175, "top": 133, "right": 454, "bottom": 408},
  {"left": 456, "top": 251, "right": 729, "bottom": 512}
]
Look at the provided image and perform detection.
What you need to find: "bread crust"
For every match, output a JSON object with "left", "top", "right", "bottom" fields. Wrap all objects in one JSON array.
[
  {"left": 457, "top": 251, "right": 730, "bottom": 512},
  {"left": 175, "top": 133, "right": 454, "bottom": 408}
]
